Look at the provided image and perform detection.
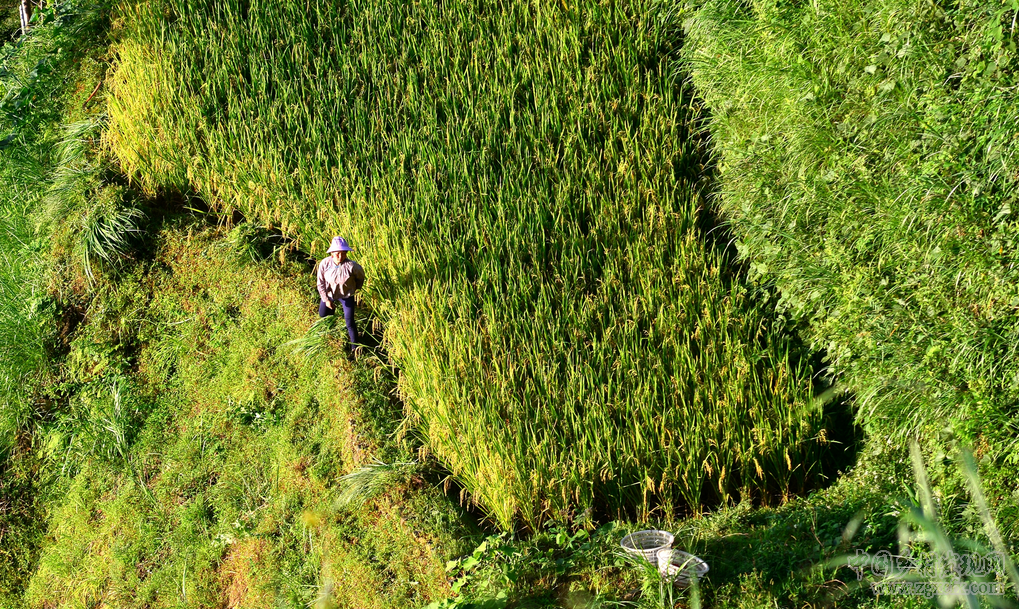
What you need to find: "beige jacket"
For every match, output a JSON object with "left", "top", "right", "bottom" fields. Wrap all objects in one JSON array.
[{"left": 317, "top": 257, "right": 365, "bottom": 302}]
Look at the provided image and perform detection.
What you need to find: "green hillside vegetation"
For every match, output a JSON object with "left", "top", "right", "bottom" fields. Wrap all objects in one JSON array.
[
  {"left": 3, "top": 2, "right": 865, "bottom": 606},
  {"left": 105, "top": 0, "right": 831, "bottom": 531},
  {"left": 0, "top": 91, "right": 48, "bottom": 609},
  {"left": 5, "top": 0, "right": 1018, "bottom": 607},
  {"left": 1, "top": 1, "right": 113, "bottom": 600},
  {"left": 682, "top": 0, "right": 1019, "bottom": 528}
]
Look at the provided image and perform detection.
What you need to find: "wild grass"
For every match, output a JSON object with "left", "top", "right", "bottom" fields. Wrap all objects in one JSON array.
[
  {"left": 681, "top": 0, "right": 1019, "bottom": 528},
  {"left": 42, "top": 115, "right": 146, "bottom": 285},
  {"left": 0, "top": 5, "right": 167, "bottom": 602},
  {"left": 0, "top": 147, "right": 52, "bottom": 609},
  {"left": 26, "top": 224, "right": 477, "bottom": 608},
  {"left": 107, "top": 0, "right": 829, "bottom": 530},
  {"left": 75, "top": 185, "right": 145, "bottom": 281},
  {"left": 438, "top": 439, "right": 1017, "bottom": 608},
  {"left": 334, "top": 459, "right": 423, "bottom": 510},
  {"left": 43, "top": 116, "right": 106, "bottom": 219},
  {"left": 0, "top": 38, "right": 55, "bottom": 458},
  {"left": 226, "top": 221, "right": 289, "bottom": 264},
  {"left": 285, "top": 310, "right": 343, "bottom": 365},
  {"left": 0, "top": 0, "right": 121, "bottom": 435},
  {"left": 0, "top": 162, "right": 47, "bottom": 460},
  {"left": 828, "top": 442, "right": 1019, "bottom": 607},
  {"left": 43, "top": 374, "right": 141, "bottom": 475}
]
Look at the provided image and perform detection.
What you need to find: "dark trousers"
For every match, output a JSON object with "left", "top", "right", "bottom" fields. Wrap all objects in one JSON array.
[{"left": 319, "top": 297, "right": 358, "bottom": 348}]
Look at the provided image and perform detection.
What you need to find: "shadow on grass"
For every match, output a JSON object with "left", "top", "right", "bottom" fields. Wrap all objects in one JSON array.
[
  {"left": 674, "top": 490, "right": 901, "bottom": 608},
  {"left": 346, "top": 318, "right": 494, "bottom": 534},
  {"left": 684, "top": 66, "right": 866, "bottom": 513}
]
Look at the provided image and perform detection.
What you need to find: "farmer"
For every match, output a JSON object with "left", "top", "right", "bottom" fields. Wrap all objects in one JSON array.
[{"left": 317, "top": 236, "right": 365, "bottom": 350}]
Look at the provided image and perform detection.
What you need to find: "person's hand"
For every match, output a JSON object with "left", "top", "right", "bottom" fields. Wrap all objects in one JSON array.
[{"left": 326, "top": 301, "right": 334, "bottom": 309}]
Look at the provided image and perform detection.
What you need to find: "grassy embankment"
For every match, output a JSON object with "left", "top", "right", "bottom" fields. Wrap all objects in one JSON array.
[
  {"left": 1, "top": 0, "right": 105, "bottom": 601},
  {"left": 682, "top": 0, "right": 1019, "bottom": 533},
  {"left": 26, "top": 219, "right": 482, "bottom": 608},
  {"left": 106, "top": 0, "right": 834, "bottom": 532}
]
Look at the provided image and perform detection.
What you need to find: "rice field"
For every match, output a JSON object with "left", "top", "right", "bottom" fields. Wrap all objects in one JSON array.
[{"left": 107, "top": 0, "right": 829, "bottom": 530}]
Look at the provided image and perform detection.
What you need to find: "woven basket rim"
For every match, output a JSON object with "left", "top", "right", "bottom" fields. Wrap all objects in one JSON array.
[
  {"left": 660, "top": 549, "right": 710, "bottom": 582},
  {"left": 620, "top": 529, "right": 675, "bottom": 552}
]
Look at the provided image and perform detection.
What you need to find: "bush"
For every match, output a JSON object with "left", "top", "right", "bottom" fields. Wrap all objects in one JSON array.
[{"left": 682, "top": 0, "right": 1019, "bottom": 516}]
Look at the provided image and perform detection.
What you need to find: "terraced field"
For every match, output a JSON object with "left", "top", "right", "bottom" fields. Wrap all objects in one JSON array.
[{"left": 107, "top": 0, "right": 828, "bottom": 530}]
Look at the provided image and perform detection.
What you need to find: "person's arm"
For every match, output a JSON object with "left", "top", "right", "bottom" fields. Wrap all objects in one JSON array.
[{"left": 317, "top": 260, "right": 332, "bottom": 305}]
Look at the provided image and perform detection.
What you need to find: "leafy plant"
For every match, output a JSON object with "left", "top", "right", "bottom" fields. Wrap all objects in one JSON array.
[
  {"left": 0, "top": 0, "right": 111, "bottom": 137},
  {"left": 681, "top": 0, "right": 1019, "bottom": 507},
  {"left": 43, "top": 375, "right": 143, "bottom": 475},
  {"left": 76, "top": 185, "right": 145, "bottom": 282},
  {"left": 429, "top": 523, "right": 637, "bottom": 608},
  {"left": 833, "top": 442, "right": 1019, "bottom": 607}
]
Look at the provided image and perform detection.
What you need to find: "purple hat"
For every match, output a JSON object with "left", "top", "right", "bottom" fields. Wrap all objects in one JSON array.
[{"left": 327, "top": 236, "right": 353, "bottom": 253}]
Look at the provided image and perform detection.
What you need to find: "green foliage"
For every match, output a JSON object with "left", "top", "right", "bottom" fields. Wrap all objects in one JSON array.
[
  {"left": 285, "top": 313, "right": 343, "bottom": 366},
  {"left": 830, "top": 443, "right": 1019, "bottom": 607},
  {"left": 425, "top": 481, "right": 916, "bottom": 609},
  {"left": 0, "top": 164, "right": 48, "bottom": 459},
  {"left": 0, "top": 3, "right": 117, "bottom": 601},
  {"left": 1, "top": 1, "right": 20, "bottom": 42},
  {"left": 75, "top": 184, "right": 145, "bottom": 281},
  {"left": 430, "top": 525, "right": 627, "bottom": 608},
  {"left": 44, "top": 116, "right": 106, "bottom": 218},
  {"left": 0, "top": 0, "right": 86, "bottom": 463},
  {"left": 681, "top": 0, "right": 1019, "bottom": 511},
  {"left": 334, "top": 459, "right": 423, "bottom": 510},
  {"left": 42, "top": 117, "right": 147, "bottom": 284},
  {"left": 0, "top": 35, "right": 54, "bottom": 461},
  {"left": 43, "top": 375, "right": 146, "bottom": 476},
  {"left": 0, "top": 463, "right": 44, "bottom": 609},
  {"left": 226, "top": 221, "right": 290, "bottom": 264},
  {"left": 0, "top": 0, "right": 111, "bottom": 140},
  {"left": 107, "top": 0, "right": 829, "bottom": 531},
  {"left": 25, "top": 224, "right": 476, "bottom": 608},
  {"left": 613, "top": 545, "right": 702, "bottom": 609}
]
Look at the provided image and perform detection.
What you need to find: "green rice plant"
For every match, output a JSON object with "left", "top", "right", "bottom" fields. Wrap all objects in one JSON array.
[
  {"left": 226, "top": 221, "right": 285, "bottom": 264},
  {"left": 106, "top": 0, "right": 830, "bottom": 529},
  {"left": 285, "top": 313, "right": 342, "bottom": 365}
]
